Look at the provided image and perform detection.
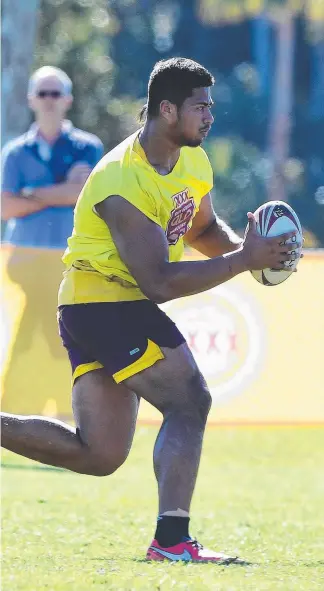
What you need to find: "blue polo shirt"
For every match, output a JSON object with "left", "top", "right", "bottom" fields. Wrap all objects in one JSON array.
[{"left": 1, "top": 120, "right": 103, "bottom": 249}]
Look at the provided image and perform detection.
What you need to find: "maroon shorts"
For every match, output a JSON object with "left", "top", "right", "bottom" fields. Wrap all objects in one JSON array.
[{"left": 58, "top": 300, "right": 185, "bottom": 383}]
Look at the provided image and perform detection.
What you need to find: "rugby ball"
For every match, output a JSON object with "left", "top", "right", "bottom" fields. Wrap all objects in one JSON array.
[{"left": 251, "top": 201, "right": 302, "bottom": 286}]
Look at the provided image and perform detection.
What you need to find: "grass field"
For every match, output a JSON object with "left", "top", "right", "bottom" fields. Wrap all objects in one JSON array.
[{"left": 2, "top": 425, "right": 324, "bottom": 590}]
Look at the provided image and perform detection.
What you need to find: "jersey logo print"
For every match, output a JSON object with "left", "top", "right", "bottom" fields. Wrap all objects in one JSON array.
[
  {"left": 150, "top": 547, "right": 192, "bottom": 561},
  {"left": 166, "top": 188, "right": 195, "bottom": 246}
]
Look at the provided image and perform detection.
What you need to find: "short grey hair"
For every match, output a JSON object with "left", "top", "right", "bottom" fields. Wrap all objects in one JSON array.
[{"left": 28, "top": 66, "right": 73, "bottom": 96}]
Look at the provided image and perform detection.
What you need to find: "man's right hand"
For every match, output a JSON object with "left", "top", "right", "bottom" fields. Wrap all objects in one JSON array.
[
  {"left": 1, "top": 191, "right": 47, "bottom": 220},
  {"left": 95, "top": 197, "right": 302, "bottom": 304},
  {"left": 241, "top": 212, "right": 301, "bottom": 271}
]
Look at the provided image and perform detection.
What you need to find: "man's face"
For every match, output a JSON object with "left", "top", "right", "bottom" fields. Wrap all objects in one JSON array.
[
  {"left": 174, "top": 87, "right": 214, "bottom": 147},
  {"left": 28, "top": 75, "right": 72, "bottom": 120}
]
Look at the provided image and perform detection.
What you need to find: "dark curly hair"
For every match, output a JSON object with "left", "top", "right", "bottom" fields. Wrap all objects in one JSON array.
[{"left": 139, "top": 57, "right": 214, "bottom": 122}]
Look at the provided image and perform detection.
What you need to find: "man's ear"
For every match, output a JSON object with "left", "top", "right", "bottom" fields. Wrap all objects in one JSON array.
[
  {"left": 64, "top": 94, "right": 73, "bottom": 111},
  {"left": 159, "top": 100, "right": 177, "bottom": 122},
  {"left": 28, "top": 94, "right": 36, "bottom": 113}
]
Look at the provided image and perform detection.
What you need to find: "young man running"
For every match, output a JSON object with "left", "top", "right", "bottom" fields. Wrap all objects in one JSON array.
[{"left": 1, "top": 58, "right": 299, "bottom": 563}]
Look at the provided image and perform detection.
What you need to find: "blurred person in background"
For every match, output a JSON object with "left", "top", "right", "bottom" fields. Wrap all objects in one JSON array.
[{"left": 1, "top": 66, "right": 103, "bottom": 410}]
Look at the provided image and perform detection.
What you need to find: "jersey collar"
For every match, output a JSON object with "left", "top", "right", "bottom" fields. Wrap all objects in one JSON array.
[{"left": 25, "top": 119, "right": 73, "bottom": 146}]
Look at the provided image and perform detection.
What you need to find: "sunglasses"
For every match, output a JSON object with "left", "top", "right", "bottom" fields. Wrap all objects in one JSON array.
[{"left": 36, "top": 90, "right": 63, "bottom": 99}]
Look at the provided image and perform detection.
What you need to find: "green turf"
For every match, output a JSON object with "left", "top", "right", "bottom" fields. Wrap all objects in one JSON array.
[{"left": 2, "top": 426, "right": 324, "bottom": 590}]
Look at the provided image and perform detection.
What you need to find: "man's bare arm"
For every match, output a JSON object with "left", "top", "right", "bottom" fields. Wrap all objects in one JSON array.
[
  {"left": 1, "top": 184, "right": 83, "bottom": 219},
  {"left": 184, "top": 193, "right": 242, "bottom": 257},
  {"left": 33, "top": 163, "right": 92, "bottom": 206},
  {"left": 1, "top": 191, "right": 47, "bottom": 220},
  {"left": 96, "top": 196, "right": 296, "bottom": 304},
  {"left": 32, "top": 182, "right": 85, "bottom": 207}
]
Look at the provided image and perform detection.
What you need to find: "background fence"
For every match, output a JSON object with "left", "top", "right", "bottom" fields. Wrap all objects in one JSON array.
[{"left": 1, "top": 248, "right": 323, "bottom": 424}]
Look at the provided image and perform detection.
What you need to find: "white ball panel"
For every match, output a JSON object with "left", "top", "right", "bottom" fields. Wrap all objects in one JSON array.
[
  {"left": 250, "top": 201, "right": 302, "bottom": 286},
  {"left": 262, "top": 268, "right": 293, "bottom": 285}
]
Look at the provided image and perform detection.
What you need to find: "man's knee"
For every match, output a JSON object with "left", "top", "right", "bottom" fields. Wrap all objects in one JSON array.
[
  {"left": 78, "top": 436, "right": 129, "bottom": 476},
  {"left": 164, "top": 369, "right": 212, "bottom": 422},
  {"left": 87, "top": 450, "right": 128, "bottom": 477},
  {"left": 189, "top": 371, "right": 212, "bottom": 421}
]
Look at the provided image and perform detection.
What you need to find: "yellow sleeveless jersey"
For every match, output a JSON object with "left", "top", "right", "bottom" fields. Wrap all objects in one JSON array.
[{"left": 58, "top": 130, "right": 213, "bottom": 305}]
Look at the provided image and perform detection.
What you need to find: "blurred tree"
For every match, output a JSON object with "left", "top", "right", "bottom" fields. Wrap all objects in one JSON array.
[
  {"left": 109, "top": 0, "right": 159, "bottom": 96},
  {"left": 267, "top": 5, "right": 295, "bottom": 202},
  {"left": 24, "top": 0, "right": 323, "bottom": 245},
  {"left": 207, "top": 136, "right": 268, "bottom": 232},
  {"left": 35, "top": 0, "right": 144, "bottom": 151},
  {"left": 1, "top": 0, "right": 40, "bottom": 145},
  {"left": 197, "top": 0, "right": 324, "bottom": 245}
]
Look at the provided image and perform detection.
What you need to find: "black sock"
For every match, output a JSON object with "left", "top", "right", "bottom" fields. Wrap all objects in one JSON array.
[{"left": 154, "top": 516, "right": 190, "bottom": 547}]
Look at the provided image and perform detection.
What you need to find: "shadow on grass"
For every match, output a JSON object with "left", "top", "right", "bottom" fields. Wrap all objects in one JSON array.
[
  {"left": 266, "top": 560, "right": 324, "bottom": 568},
  {"left": 133, "top": 558, "right": 324, "bottom": 568},
  {"left": 91, "top": 556, "right": 256, "bottom": 567},
  {"left": 132, "top": 558, "right": 255, "bottom": 567},
  {"left": 299, "top": 561, "right": 324, "bottom": 567},
  {"left": 1, "top": 462, "right": 65, "bottom": 472}
]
